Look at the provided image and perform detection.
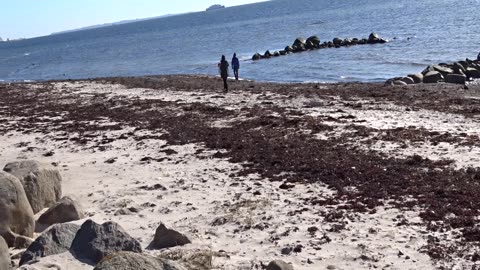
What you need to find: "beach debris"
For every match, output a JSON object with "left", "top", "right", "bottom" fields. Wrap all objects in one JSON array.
[
  {"left": 93, "top": 251, "right": 187, "bottom": 270},
  {"left": 147, "top": 222, "right": 191, "bottom": 250},
  {"left": 70, "top": 220, "right": 142, "bottom": 263},
  {"left": 0, "top": 171, "right": 35, "bottom": 247},
  {"left": 386, "top": 59, "right": 480, "bottom": 85},
  {"left": 252, "top": 32, "right": 388, "bottom": 60},
  {"left": 20, "top": 223, "right": 81, "bottom": 266},
  {"left": 266, "top": 260, "right": 294, "bottom": 270},
  {"left": 37, "top": 196, "right": 85, "bottom": 229}
]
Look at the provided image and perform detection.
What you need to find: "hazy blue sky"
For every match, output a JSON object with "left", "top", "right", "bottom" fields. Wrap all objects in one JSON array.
[{"left": 1, "top": 0, "right": 266, "bottom": 39}]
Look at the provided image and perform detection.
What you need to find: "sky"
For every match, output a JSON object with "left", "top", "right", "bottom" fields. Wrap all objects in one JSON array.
[{"left": 0, "top": 0, "right": 267, "bottom": 39}]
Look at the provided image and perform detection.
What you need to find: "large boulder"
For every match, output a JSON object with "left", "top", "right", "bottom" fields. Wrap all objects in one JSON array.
[
  {"left": 19, "top": 223, "right": 80, "bottom": 266},
  {"left": 367, "top": 32, "right": 387, "bottom": 44},
  {"left": 159, "top": 247, "right": 213, "bottom": 270},
  {"left": 466, "top": 67, "right": 480, "bottom": 79},
  {"left": 400, "top": 77, "right": 415, "bottom": 85},
  {"left": 0, "top": 171, "right": 35, "bottom": 247},
  {"left": 252, "top": 53, "right": 262, "bottom": 61},
  {"left": 0, "top": 236, "right": 9, "bottom": 270},
  {"left": 37, "top": 196, "right": 85, "bottom": 229},
  {"left": 267, "top": 260, "right": 294, "bottom": 270},
  {"left": 408, "top": 73, "right": 424, "bottom": 84},
  {"left": 445, "top": 74, "right": 467, "bottom": 84},
  {"left": 423, "top": 71, "right": 444, "bottom": 83},
  {"left": 70, "top": 220, "right": 142, "bottom": 264},
  {"left": 147, "top": 223, "right": 191, "bottom": 250},
  {"left": 292, "top": 38, "right": 306, "bottom": 48},
  {"left": 93, "top": 252, "right": 187, "bottom": 270},
  {"left": 332, "top": 37, "right": 343, "bottom": 46},
  {"left": 306, "top": 36, "right": 320, "bottom": 48},
  {"left": 433, "top": 65, "right": 454, "bottom": 77},
  {"left": 3, "top": 160, "right": 62, "bottom": 214}
]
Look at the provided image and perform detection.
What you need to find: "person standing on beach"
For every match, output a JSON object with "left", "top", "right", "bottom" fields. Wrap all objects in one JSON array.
[
  {"left": 477, "top": 51, "right": 480, "bottom": 61},
  {"left": 232, "top": 53, "right": 240, "bottom": 81},
  {"left": 219, "top": 55, "right": 229, "bottom": 92}
]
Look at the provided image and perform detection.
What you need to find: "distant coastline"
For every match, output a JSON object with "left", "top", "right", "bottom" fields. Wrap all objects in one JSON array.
[{"left": 206, "top": 4, "right": 226, "bottom": 11}]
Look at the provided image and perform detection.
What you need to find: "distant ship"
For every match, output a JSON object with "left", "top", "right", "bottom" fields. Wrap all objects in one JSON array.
[{"left": 206, "top": 4, "right": 226, "bottom": 11}]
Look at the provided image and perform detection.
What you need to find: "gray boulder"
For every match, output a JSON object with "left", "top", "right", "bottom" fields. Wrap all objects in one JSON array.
[
  {"left": 466, "top": 67, "right": 480, "bottom": 79},
  {"left": 93, "top": 252, "right": 187, "bottom": 270},
  {"left": 306, "top": 36, "right": 320, "bottom": 48},
  {"left": 400, "top": 77, "right": 415, "bottom": 85},
  {"left": 37, "top": 197, "right": 85, "bottom": 229},
  {"left": 267, "top": 260, "right": 294, "bottom": 270},
  {"left": 284, "top": 46, "right": 293, "bottom": 53},
  {"left": 0, "top": 236, "right": 9, "bottom": 270},
  {"left": 332, "top": 37, "right": 343, "bottom": 46},
  {"left": 423, "top": 71, "right": 444, "bottom": 83},
  {"left": 408, "top": 73, "right": 424, "bottom": 84},
  {"left": 263, "top": 50, "right": 272, "bottom": 58},
  {"left": 0, "top": 171, "right": 35, "bottom": 247},
  {"left": 147, "top": 223, "right": 191, "bottom": 250},
  {"left": 433, "top": 65, "right": 454, "bottom": 77},
  {"left": 292, "top": 38, "right": 306, "bottom": 48},
  {"left": 70, "top": 220, "right": 142, "bottom": 264},
  {"left": 19, "top": 223, "right": 80, "bottom": 266},
  {"left": 4, "top": 160, "right": 62, "bottom": 214},
  {"left": 252, "top": 53, "right": 262, "bottom": 61},
  {"left": 453, "top": 62, "right": 466, "bottom": 74},
  {"left": 393, "top": 80, "right": 408, "bottom": 86},
  {"left": 445, "top": 74, "right": 467, "bottom": 84}
]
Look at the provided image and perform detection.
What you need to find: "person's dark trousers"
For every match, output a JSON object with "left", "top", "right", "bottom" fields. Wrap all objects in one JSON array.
[
  {"left": 234, "top": 69, "right": 239, "bottom": 80},
  {"left": 222, "top": 76, "right": 228, "bottom": 92}
]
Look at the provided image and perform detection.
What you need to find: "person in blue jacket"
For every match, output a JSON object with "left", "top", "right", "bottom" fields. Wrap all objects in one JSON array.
[{"left": 231, "top": 53, "right": 240, "bottom": 81}]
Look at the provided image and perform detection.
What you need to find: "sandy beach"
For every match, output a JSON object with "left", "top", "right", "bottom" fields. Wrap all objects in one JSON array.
[{"left": 2, "top": 75, "right": 480, "bottom": 270}]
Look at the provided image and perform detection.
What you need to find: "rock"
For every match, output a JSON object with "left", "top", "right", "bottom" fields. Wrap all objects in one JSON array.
[
  {"left": 433, "top": 65, "right": 454, "bottom": 77},
  {"left": 93, "top": 252, "right": 187, "bottom": 270},
  {"left": 252, "top": 53, "right": 262, "bottom": 61},
  {"left": 70, "top": 220, "right": 142, "bottom": 264},
  {"left": 147, "top": 223, "right": 191, "bottom": 250},
  {"left": 423, "top": 71, "right": 444, "bottom": 83},
  {"left": 445, "top": 74, "right": 467, "bottom": 84},
  {"left": 264, "top": 50, "right": 272, "bottom": 58},
  {"left": 3, "top": 160, "right": 62, "bottom": 214},
  {"left": 159, "top": 246, "right": 213, "bottom": 270},
  {"left": 0, "top": 236, "right": 9, "bottom": 270},
  {"left": 332, "top": 37, "right": 343, "bottom": 46},
  {"left": 453, "top": 62, "right": 466, "bottom": 74},
  {"left": 400, "top": 77, "right": 415, "bottom": 85},
  {"left": 367, "top": 32, "right": 387, "bottom": 44},
  {"left": 281, "top": 246, "right": 292, "bottom": 255},
  {"left": 279, "top": 50, "right": 287, "bottom": 56},
  {"left": 273, "top": 51, "right": 280, "bottom": 57},
  {"left": 0, "top": 171, "right": 35, "bottom": 247},
  {"left": 466, "top": 67, "right": 480, "bottom": 79},
  {"left": 393, "top": 80, "right": 407, "bottom": 86},
  {"left": 408, "top": 73, "right": 423, "bottom": 84},
  {"left": 306, "top": 36, "right": 320, "bottom": 48},
  {"left": 292, "top": 38, "right": 306, "bottom": 48},
  {"left": 284, "top": 46, "right": 293, "bottom": 53},
  {"left": 19, "top": 223, "right": 80, "bottom": 266},
  {"left": 266, "top": 260, "right": 294, "bottom": 270},
  {"left": 37, "top": 196, "right": 85, "bottom": 229}
]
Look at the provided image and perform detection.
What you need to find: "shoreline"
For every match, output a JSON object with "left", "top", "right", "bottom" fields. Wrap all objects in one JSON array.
[{"left": 2, "top": 75, "right": 480, "bottom": 269}]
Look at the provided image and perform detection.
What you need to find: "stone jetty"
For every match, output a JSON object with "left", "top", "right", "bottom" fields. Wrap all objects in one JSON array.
[{"left": 252, "top": 32, "right": 388, "bottom": 61}]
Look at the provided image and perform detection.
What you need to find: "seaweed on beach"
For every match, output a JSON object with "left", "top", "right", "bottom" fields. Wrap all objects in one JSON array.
[{"left": 2, "top": 76, "right": 480, "bottom": 265}]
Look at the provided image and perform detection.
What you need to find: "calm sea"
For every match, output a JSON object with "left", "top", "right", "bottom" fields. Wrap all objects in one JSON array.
[{"left": 1, "top": 0, "right": 479, "bottom": 83}]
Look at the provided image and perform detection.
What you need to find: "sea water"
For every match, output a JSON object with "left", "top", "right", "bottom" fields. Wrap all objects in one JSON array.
[{"left": 0, "top": 0, "right": 479, "bottom": 83}]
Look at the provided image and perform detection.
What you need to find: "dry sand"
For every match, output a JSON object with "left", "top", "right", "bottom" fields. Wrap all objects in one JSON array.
[{"left": 2, "top": 76, "right": 480, "bottom": 269}]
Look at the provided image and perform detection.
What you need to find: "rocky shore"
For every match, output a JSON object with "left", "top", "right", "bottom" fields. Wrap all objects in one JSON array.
[
  {"left": 386, "top": 59, "right": 480, "bottom": 85},
  {"left": 1, "top": 76, "right": 480, "bottom": 269}
]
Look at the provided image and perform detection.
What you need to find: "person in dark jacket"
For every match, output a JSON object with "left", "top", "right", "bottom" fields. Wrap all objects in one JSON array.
[
  {"left": 218, "top": 55, "right": 229, "bottom": 92},
  {"left": 477, "top": 51, "right": 480, "bottom": 61},
  {"left": 232, "top": 53, "right": 240, "bottom": 81}
]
